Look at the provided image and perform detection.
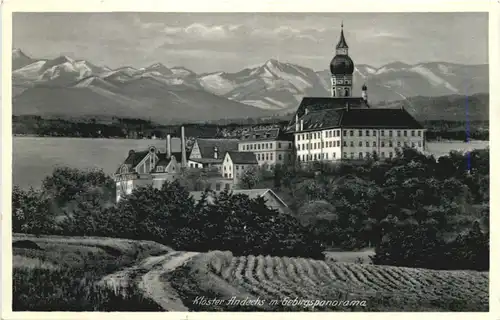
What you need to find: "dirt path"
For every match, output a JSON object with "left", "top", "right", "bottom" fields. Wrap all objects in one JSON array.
[
  {"left": 138, "top": 251, "right": 199, "bottom": 311},
  {"left": 99, "top": 251, "right": 199, "bottom": 310}
]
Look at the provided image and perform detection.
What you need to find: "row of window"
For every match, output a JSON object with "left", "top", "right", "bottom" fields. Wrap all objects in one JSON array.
[
  {"left": 297, "top": 140, "right": 423, "bottom": 150},
  {"left": 344, "top": 129, "right": 422, "bottom": 138},
  {"left": 296, "top": 129, "right": 423, "bottom": 141},
  {"left": 155, "top": 165, "right": 174, "bottom": 172},
  {"left": 332, "top": 79, "right": 351, "bottom": 85},
  {"left": 240, "top": 142, "right": 292, "bottom": 151},
  {"left": 343, "top": 141, "right": 423, "bottom": 148},
  {"left": 297, "top": 151, "right": 397, "bottom": 162},
  {"left": 297, "top": 130, "right": 341, "bottom": 141},
  {"left": 297, "top": 140, "right": 341, "bottom": 150}
]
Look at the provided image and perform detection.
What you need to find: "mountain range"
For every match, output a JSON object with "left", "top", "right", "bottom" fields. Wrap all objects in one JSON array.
[{"left": 12, "top": 49, "right": 489, "bottom": 123}]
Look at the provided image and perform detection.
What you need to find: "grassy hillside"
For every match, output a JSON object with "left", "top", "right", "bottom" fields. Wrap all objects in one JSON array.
[
  {"left": 12, "top": 233, "right": 171, "bottom": 311},
  {"left": 168, "top": 251, "right": 489, "bottom": 311},
  {"left": 12, "top": 235, "right": 489, "bottom": 311}
]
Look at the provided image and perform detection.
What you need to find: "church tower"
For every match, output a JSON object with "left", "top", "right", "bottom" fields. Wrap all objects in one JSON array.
[{"left": 330, "top": 23, "right": 355, "bottom": 98}]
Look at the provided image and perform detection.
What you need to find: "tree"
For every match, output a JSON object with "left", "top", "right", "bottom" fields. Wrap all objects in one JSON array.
[
  {"left": 41, "top": 167, "right": 114, "bottom": 208},
  {"left": 12, "top": 186, "right": 55, "bottom": 236},
  {"left": 239, "top": 166, "right": 261, "bottom": 189}
]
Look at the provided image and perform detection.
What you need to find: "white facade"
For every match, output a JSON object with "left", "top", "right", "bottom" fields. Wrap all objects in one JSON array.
[
  {"left": 295, "top": 127, "right": 426, "bottom": 162},
  {"left": 295, "top": 128, "right": 342, "bottom": 162},
  {"left": 238, "top": 140, "right": 293, "bottom": 167}
]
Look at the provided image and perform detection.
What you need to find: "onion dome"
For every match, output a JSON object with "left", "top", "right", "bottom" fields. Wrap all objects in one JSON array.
[{"left": 330, "top": 55, "right": 354, "bottom": 74}]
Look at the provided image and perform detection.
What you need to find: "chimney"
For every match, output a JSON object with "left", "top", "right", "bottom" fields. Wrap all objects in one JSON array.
[
  {"left": 214, "top": 146, "right": 219, "bottom": 159},
  {"left": 181, "top": 126, "right": 187, "bottom": 168},
  {"left": 166, "top": 134, "right": 172, "bottom": 158},
  {"left": 295, "top": 114, "right": 300, "bottom": 131},
  {"left": 300, "top": 119, "right": 304, "bottom": 131}
]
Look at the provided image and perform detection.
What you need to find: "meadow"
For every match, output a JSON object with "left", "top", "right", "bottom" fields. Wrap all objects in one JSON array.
[
  {"left": 12, "top": 233, "right": 170, "bottom": 311},
  {"left": 168, "top": 251, "right": 489, "bottom": 311},
  {"left": 13, "top": 235, "right": 488, "bottom": 312},
  {"left": 12, "top": 137, "right": 489, "bottom": 189}
]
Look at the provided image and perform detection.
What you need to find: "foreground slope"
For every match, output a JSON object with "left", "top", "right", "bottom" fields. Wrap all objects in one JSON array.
[
  {"left": 12, "top": 235, "right": 489, "bottom": 311},
  {"left": 168, "top": 251, "right": 489, "bottom": 311}
]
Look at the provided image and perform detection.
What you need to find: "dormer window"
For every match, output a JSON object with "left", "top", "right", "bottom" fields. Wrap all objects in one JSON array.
[
  {"left": 120, "top": 166, "right": 128, "bottom": 174},
  {"left": 156, "top": 166, "right": 164, "bottom": 172}
]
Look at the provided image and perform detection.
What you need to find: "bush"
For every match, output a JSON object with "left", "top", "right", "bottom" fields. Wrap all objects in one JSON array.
[{"left": 13, "top": 268, "right": 161, "bottom": 311}]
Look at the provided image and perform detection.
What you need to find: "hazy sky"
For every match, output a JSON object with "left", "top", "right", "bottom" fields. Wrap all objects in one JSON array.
[{"left": 13, "top": 12, "right": 488, "bottom": 73}]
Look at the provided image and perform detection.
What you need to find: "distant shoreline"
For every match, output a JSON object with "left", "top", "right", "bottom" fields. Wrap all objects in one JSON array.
[{"left": 12, "top": 134, "right": 490, "bottom": 143}]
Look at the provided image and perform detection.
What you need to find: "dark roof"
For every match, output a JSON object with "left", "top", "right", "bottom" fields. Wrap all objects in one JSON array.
[
  {"left": 194, "top": 138, "right": 239, "bottom": 160},
  {"left": 227, "top": 151, "right": 258, "bottom": 164},
  {"left": 117, "top": 150, "right": 149, "bottom": 173},
  {"left": 189, "top": 158, "right": 223, "bottom": 164},
  {"left": 340, "top": 108, "right": 424, "bottom": 129},
  {"left": 330, "top": 55, "right": 354, "bottom": 74},
  {"left": 116, "top": 149, "right": 182, "bottom": 174},
  {"left": 287, "top": 97, "right": 369, "bottom": 129},
  {"left": 336, "top": 26, "right": 349, "bottom": 49},
  {"left": 190, "top": 188, "right": 287, "bottom": 207},
  {"left": 239, "top": 128, "right": 293, "bottom": 142},
  {"left": 298, "top": 109, "right": 343, "bottom": 131},
  {"left": 288, "top": 107, "right": 423, "bottom": 132},
  {"left": 154, "top": 152, "right": 182, "bottom": 167}
]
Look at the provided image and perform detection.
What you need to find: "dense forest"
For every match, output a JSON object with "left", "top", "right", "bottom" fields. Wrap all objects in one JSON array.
[{"left": 12, "top": 115, "right": 489, "bottom": 141}]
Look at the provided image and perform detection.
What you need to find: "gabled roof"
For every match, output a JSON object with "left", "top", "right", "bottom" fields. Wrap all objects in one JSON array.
[
  {"left": 117, "top": 150, "right": 149, "bottom": 174},
  {"left": 189, "top": 158, "right": 224, "bottom": 164},
  {"left": 116, "top": 150, "right": 181, "bottom": 174},
  {"left": 298, "top": 109, "right": 343, "bottom": 131},
  {"left": 288, "top": 106, "right": 423, "bottom": 132},
  {"left": 227, "top": 151, "right": 258, "bottom": 165},
  {"left": 232, "top": 189, "right": 288, "bottom": 207},
  {"left": 189, "top": 188, "right": 288, "bottom": 207},
  {"left": 289, "top": 97, "right": 369, "bottom": 127},
  {"left": 154, "top": 152, "right": 182, "bottom": 168},
  {"left": 194, "top": 138, "right": 239, "bottom": 160},
  {"left": 239, "top": 128, "right": 293, "bottom": 142}
]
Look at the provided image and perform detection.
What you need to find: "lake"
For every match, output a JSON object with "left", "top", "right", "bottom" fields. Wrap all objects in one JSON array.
[{"left": 12, "top": 137, "right": 489, "bottom": 189}]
